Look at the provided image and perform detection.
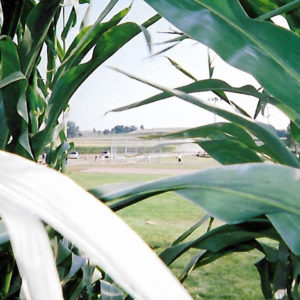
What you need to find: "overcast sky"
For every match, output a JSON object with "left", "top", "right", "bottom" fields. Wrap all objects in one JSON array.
[{"left": 67, "top": 0, "right": 289, "bottom": 131}]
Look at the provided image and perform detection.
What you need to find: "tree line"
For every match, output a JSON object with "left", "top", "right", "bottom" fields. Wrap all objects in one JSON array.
[{"left": 67, "top": 121, "right": 145, "bottom": 137}]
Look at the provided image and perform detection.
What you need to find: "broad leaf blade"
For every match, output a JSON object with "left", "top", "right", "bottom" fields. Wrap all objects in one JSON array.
[
  {"left": 144, "top": 0, "right": 300, "bottom": 122},
  {"left": 0, "top": 0, "right": 24, "bottom": 38},
  {"left": 91, "top": 162, "right": 300, "bottom": 254},
  {"left": 109, "top": 79, "right": 265, "bottom": 113},
  {"left": 161, "top": 219, "right": 277, "bottom": 265},
  {"left": 0, "top": 72, "right": 26, "bottom": 149},
  {"left": 0, "top": 151, "right": 192, "bottom": 300},
  {"left": 0, "top": 204, "right": 63, "bottom": 300},
  {"left": 163, "top": 122, "right": 264, "bottom": 164},
  {"left": 0, "top": 37, "right": 32, "bottom": 157},
  {"left": 198, "top": 139, "right": 263, "bottom": 164},
  {"left": 164, "top": 122, "right": 258, "bottom": 148},
  {"left": 33, "top": 17, "right": 160, "bottom": 156},
  {"left": 110, "top": 68, "right": 299, "bottom": 167},
  {"left": 166, "top": 57, "right": 198, "bottom": 81},
  {"left": 172, "top": 215, "right": 210, "bottom": 246},
  {"left": 18, "top": 0, "right": 61, "bottom": 77}
]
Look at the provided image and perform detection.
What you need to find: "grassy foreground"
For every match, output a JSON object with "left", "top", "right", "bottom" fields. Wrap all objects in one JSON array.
[{"left": 67, "top": 166, "right": 264, "bottom": 299}]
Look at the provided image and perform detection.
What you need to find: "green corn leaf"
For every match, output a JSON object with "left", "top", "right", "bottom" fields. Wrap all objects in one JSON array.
[
  {"left": 239, "top": 0, "right": 277, "bottom": 19},
  {"left": 80, "top": 0, "right": 91, "bottom": 30},
  {"left": 144, "top": 0, "right": 300, "bottom": 123},
  {"left": 255, "top": 258, "right": 273, "bottom": 299},
  {"left": 52, "top": 6, "right": 134, "bottom": 86},
  {"left": 240, "top": 0, "right": 300, "bottom": 35},
  {"left": 267, "top": 212, "right": 300, "bottom": 258},
  {"left": 0, "top": 150, "right": 192, "bottom": 300},
  {"left": 0, "top": 71, "right": 26, "bottom": 149},
  {"left": 18, "top": 0, "right": 61, "bottom": 77},
  {"left": 93, "top": 0, "right": 119, "bottom": 23},
  {"left": 207, "top": 49, "right": 214, "bottom": 78},
  {"left": 33, "top": 17, "right": 159, "bottom": 156},
  {"left": 166, "top": 57, "right": 198, "bottom": 81},
  {"left": 156, "top": 34, "right": 188, "bottom": 45},
  {"left": 255, "top": 1, "right": 300, "bottom": 21},
  {"left": 198, "top": 139, "right": 263, "bottom": 164},
  {"left": 46, "top": 27, "right": 58, "bottom": 86},
  {"left": 162, "top": 122, "right": 265, "bottom": 164},
  {"left": 110, "top": 78, "right": 264, "bottom": 113},
  {"left": 273, "top": 242, "right": 290, "bottom": 292},
  {"left": 160, "top": 218, "right": 278, "bottom": 265},
  {"left": 179, "top": 250, "right": 206, "bottom": 282},
  {"left": 139, "top": 24, "right": 152, "bottom": 53},
  {"left": 0, "top": 71, "right": 26, "bottom": 88},
  {"left": 56, "top": 239, "right": 72, "bottom": 267},
  {"left": 0, "top": 37, "right": 32, "bottom": 157},
  {"left": 91, "top": 163, "right": 300, "bottom": 255},
  {"left": 165, "top": 122, "right": 258, "bottom": 148},
  {"left": 254, "top": 96, "right": 267, "bottom": 119},
  {"left": 27, "top": 70, "right": 46, "bottom": 135},
  {"left": 185, "top": 242, "right": 258, "bottom": 277},
  {"left": 36, "top": 69, "right": 48, "bottom": 97},
  {"left": 55, "top": 4, "right": 132, "bottom": 84},
  {"left": 109, "top": 68, "right": 299, "bottom": 167},
  {"left": 108, "top": 74, "right": 268, "bottom": 117},
  {"left": 191, "top": 220, "right": 279, "bottom": 253},
  {"left": 0, "top": 204, "right": 64, "bottom": 300},
  {"left": 108, "top": 76, "right": 268, "bottom": 118},
  {"left": 61, "top": 7, "right": 77, "bottom": 42},
  {"left": 64, "top": 254, "right": 86, "bottom": 281},
  {"left": 171, "top": 215, "right": 210, "bottom": 246},
  {"left": 290, "top": 121, "right": 300, "bottom": 143},
  {"left": 0, "top": 0, "right": 24, "bottom": 38}
]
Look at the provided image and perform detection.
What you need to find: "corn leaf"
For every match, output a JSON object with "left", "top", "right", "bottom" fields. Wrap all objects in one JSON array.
[
  {"left": 18, "top": 0, "right": 61, "bottom": 77},
  {"left": 162, "top": 123, "right": 265, "bottom": 164},
  {"left": 0, "top": 37, "right": 32, "bottom": 157},
  {"left": 0, "top": 204, "right": 63, "bottom": 300},
  {"left": 144, "top": 0, "right": 300, "bottom": 123},
  {"left": 0, "top": 0, "right": 24, "bottom": 38},
  {"left": 90, "top": 163, "right": 300, "bottom": 255},
  {"left": 33, "top": 16, "right": 160, "bottom": 156},
  {"left": 109, "top": 68, "right": 299, "bottom": 167},
  {"left": 55, "top": 5, "right": 132, "bottom": 84},
  {"left": 0, "top": 150, "right": 192, "bottom": 300},
  {"left": 109, "top": 79, "right": 265, "bottom": 113}
]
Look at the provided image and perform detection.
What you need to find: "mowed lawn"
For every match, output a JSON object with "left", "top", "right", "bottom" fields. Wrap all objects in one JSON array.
[{"left": 67, "top": 158, "right": 264, "bottom": 300}]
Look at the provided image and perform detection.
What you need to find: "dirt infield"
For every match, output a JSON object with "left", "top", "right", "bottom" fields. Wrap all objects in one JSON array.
[
  {"left": 81, "top": 166, "right": 196, "bottom": 175},
  {"left": 66, "top": 154, "right": 219, "bottom": 175}
]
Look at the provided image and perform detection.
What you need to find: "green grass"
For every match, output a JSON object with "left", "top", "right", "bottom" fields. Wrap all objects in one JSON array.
[
  {"left": 67, "top": 171, "right": 264, "bottom": 299},
  {"left": 72, "top": 146, "right": 110, "bottom": 154}
]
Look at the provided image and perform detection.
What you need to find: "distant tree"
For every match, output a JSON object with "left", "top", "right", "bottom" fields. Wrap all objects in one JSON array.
[
  {"left": 276, "top": 129, "right": 287, "bottom": 138},
  {"left": 67, "top": 121, "right": 80, "bottom": 138},
  {"left": 140, "top": 125, "right": 145, "bottom": 130},
  {"left": 114, "top": 125, "right": 124, "bottom": 134},
  {"left": 124, "top": 126, "right": 131, "bottom": 133},
  {"left": 130, "top": 125, "right": 138, "bottom": 131},
  {"left": 104, "top": 125, "right": 139, "bottom": 134},
  {"left": 112, "top": 125, "right": 138, "bottom": 134}
]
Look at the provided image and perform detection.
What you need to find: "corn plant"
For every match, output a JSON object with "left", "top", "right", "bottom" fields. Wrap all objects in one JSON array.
[
  {"left": 89, "top": 1, "right": 300, "bottom": 298},
  {"left": 0, "top": 0, "right": 193, "bottom": 299},
  {"left": 0, "top": 150, "right": 192, "bottom": 299},
  {"left": 0, "top": 0, "right": 159, "bottom": 170}
]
